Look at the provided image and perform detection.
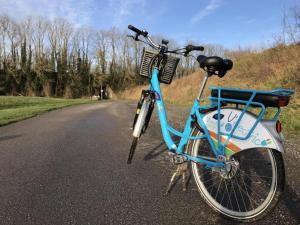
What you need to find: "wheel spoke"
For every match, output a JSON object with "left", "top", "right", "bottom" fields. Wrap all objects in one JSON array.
[
  {"left": 237, "top": 175, "right": 257, "bottom": 210},
  {"left": 233, "top": 175, "right": 248, "bottom": 212},
  {"left": 199, "top": 168, "right": 212, "bottom": 177},
  {"left": 191, "top": 139, "right": 280, "bottom": 220},
  {"left": 246, "top": 174, "right": 272, "bottom": 179},
  {"left": 202, "top": 174, "right": 219, "bottom": 184},
  {"left": 237, "top": 168, "right": 270, "bottom": 197},
  {"left": 214, "top": 177, "right": 223, "bottom": 200},
  {"left": 239, "top": 171, "right": 262, "bottom": 207},
  {"left": 224, "top": 180, "right": 234, "bottom": 210},
  {"left": 230, "top": 178, "right": 241, "bottom": 212},
  {"left": 204, "top": 175, "right": 222, "bottom": 191}
]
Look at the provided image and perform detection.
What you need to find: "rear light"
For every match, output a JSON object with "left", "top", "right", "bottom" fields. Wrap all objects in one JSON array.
[
  {"left": 276, "top": 120, "right": 282, "bottom": 133},
  {"left": 278, "top": 96, "right": 289, "bottom": 107}
]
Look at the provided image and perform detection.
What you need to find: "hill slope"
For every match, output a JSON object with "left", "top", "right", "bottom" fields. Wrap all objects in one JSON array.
[{"left": 121, "top": 45, "right": 300, "bottom": 132}]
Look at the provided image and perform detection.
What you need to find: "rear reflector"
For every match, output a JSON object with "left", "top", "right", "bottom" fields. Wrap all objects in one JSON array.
[
  {"left": 278, "top": 96, "right": 290, "bottom": 107},
  {"left": 276, "top": 120, "right": 282, "bottom": 133}
]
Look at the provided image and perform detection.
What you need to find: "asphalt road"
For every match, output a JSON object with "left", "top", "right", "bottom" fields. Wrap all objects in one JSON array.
[{"left": 0, "top": 101, "right": 299, "bottom": 225}]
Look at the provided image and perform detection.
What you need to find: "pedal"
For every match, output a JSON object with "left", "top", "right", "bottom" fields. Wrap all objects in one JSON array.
[{"left": 168, "top": 152, "right": 187, "bottom": 165}]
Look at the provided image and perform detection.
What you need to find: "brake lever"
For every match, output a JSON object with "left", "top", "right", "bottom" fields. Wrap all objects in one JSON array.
[
  {"left": 126, "top": 34, "right": 140, "bottom": 41},
  {"left": 126, "top": 34, "right": 134, "bottom": 39},
  {"left": 184, "top": 51, "right": 190, "bottom": 57}
]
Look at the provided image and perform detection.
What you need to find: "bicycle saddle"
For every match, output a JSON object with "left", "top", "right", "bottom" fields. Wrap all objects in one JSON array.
[{"left": 197, "top": 55, "right": 233, "bottom": 77}]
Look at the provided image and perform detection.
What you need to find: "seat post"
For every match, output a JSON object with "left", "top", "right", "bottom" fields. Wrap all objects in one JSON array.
[{"left": 196, "top": 73, "right": 209, "bottom": 102}]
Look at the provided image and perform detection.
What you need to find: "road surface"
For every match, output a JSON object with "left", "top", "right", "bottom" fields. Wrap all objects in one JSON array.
[{"left": 0, "top": 101, "right": 299, "bottom": 225}]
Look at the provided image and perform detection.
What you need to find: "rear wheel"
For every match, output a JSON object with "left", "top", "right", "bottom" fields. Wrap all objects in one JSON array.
[{"left": 188, "top": 129, "right": 285, "bottom": 222}]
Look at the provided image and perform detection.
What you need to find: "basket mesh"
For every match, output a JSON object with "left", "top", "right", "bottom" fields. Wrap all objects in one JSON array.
[
  {"left": 139, "top": 48, "right": 180, "bottom": 84},
  {"left": 159, "top": 56, "right": 180, "bottom": 84},
  {"left": 139, "top": 48, "right": 156, "bottom": 78}
]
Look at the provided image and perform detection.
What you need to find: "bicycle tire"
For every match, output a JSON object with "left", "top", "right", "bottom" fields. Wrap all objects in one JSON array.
[
  {"left": 186, "top": 128, "right": 285, "bottom": 222},
  {"left": 127, "top": 137, "right": 138, "bottom": 164}
]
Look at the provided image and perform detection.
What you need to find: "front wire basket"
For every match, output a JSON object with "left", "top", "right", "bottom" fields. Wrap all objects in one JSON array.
[
  {"left": 139, "top": 48, "right": 156, "bottom": 78},
  {"left": 139, "top": 48, "right": 180, "bottom": 84}
]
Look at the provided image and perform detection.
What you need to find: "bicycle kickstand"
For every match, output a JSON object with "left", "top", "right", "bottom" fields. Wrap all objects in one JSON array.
[{"left": 165, "top": 155, "right": 190, "bottom": 194}]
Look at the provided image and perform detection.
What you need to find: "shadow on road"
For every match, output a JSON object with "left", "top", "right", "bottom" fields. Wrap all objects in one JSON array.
[
  {"left": 0, "top": 134, "right": 22, "bottom": 142},
  {"left": 282, "top": 184, "right": 300, "bottom": 222},
  {"left": 144, "top": 142, "right": 167, "bottom": 161}
]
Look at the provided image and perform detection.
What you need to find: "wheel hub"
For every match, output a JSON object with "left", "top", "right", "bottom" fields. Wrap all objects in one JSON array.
[{"left": 220, "top": 157, "right": 239, "bottom": 179}]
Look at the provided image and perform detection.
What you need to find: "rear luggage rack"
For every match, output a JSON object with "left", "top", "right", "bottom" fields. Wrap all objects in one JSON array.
[{"left": 210, "top": 87, "right": 294, "bottom": 108}]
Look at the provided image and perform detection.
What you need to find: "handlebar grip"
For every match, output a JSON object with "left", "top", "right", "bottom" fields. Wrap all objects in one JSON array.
[
  {"left": 184, "top": 45, "right": 204, "bottom": 56},
  {"left": 186, "top": 44, "right": 204, "bottom": 51},
  {"left": 128, "top": 25, "right": 142, "bottom": 34},
  {"left": 193, "top": 46, "right": 204, "bottom": 51},
  {"left": 128, "top": 25, "right": 148, "bottom": 37}
]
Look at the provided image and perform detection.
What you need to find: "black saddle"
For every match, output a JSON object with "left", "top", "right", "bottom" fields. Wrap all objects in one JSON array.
[{"left": 197, "top": 55, "right": 233, "bottom": 77}]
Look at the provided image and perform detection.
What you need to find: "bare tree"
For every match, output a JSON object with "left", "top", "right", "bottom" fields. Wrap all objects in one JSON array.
[
  {"left": 32, "top": 17, "right": 47, "bottom": 63},
  {"left": 280, "top": 5, "right": 300, "bottom": 45},
  {"left": 0, "top": 15, "right": 9, "bottom": 69},
  {"left": 95, "top": 30, "right": 108, "bottom": 75},
  {"left": 0, "top": 13, "right": 233, "bottom": 97}
]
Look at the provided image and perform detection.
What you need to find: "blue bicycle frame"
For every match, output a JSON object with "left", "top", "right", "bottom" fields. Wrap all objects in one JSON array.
[
  {"left": 150, "top": 68, "right": 225, "bottom": 168},
  {"left": 149, "top": 67, "right": 294, "bottom": 168}
]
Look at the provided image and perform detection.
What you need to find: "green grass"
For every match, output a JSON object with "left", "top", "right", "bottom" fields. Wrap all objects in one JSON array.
[{"left": 0, "top": 96, "right": 96, "bottom": 126}]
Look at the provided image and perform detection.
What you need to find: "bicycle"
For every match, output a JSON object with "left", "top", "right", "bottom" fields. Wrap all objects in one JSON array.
[{"left": 126, "top": 25, "right": 294, "bottom": 222}]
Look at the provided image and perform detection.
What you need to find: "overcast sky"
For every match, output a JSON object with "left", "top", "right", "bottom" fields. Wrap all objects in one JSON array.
[{"left": 0, "top": 0, "right": 298, "bottom": 49}]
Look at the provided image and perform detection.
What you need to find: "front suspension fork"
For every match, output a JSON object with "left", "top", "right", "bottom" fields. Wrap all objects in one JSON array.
[{"left": 128, "top": 90, "right": 155, "bottom": 164}]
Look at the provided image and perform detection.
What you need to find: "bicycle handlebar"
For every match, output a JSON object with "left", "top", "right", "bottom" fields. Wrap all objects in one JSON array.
[
  {"left": 127, "top": 25, "right": 204, "bottom": 56},
  {"left": 128, "top": 25, "right": 148, "bottom": 37}
]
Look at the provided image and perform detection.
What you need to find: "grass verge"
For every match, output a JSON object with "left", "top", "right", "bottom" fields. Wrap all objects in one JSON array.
[{"left": 0, "top": 96, "right": 96, "bottom": 126}]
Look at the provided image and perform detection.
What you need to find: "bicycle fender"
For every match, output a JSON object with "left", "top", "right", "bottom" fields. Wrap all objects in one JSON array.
[{"left": 202, "top": 108, "right": 284, "bottom": 156}]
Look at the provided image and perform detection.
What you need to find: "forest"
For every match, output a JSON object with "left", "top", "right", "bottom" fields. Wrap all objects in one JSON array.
[
  {"left": 0, "top": 15, "right": 226, "bottom": 98},
  {"left": 0, "top": 6, "right": 298, "bottom": 98}
]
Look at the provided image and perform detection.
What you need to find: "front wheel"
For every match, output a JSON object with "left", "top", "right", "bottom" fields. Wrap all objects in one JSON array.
[
  {"left": 187, "top": 129, "right": 285, "bottom": 222},
  {"left": 127, "top": 97, "right": 151, "bottom": 164}
]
